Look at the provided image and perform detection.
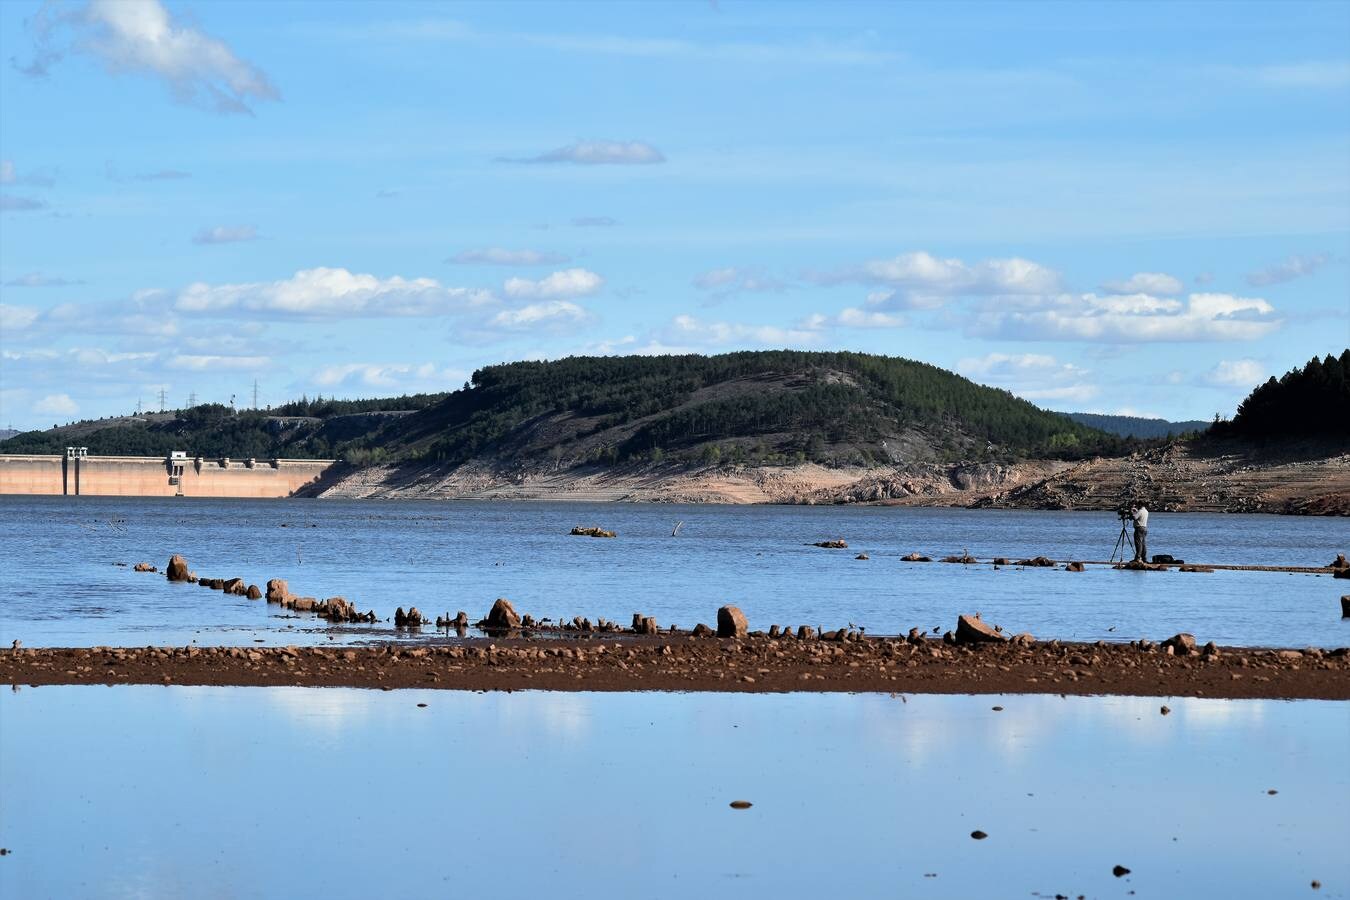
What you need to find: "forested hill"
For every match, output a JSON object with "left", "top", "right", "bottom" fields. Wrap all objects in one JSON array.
[
  {"left": 1060, "top": 412, "right": 1209, "bottom": 440},
  {"left": 2, "top": 352, "right": 1135, "bottom": 468},
  {"left": 1212, "top": 350, "right": 1350, "bottom": 439}
]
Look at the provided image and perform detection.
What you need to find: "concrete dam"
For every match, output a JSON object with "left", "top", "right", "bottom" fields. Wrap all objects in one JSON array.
[{"left": 0, "top": 450, "right": 336, "bottom": 498}]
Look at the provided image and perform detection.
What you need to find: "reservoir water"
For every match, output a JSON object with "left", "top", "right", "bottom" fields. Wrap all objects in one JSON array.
[
  {"left": 1, "top": 686, "right": 1345, "bottom": 899},
  {"left": 1, "top": 495, "right": 1347, "bottom": 648}
]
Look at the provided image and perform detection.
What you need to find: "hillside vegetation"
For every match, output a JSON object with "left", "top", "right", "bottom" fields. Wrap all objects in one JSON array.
[
  {"left": 2, "top": 352, "right": 1130, "bottom": 467},
  {"left": 1212, "top": 350, "right": 1350, "bottom": 440},
  {"left": 1061, "top": 412, "right": 1209, "bottom": 440}
]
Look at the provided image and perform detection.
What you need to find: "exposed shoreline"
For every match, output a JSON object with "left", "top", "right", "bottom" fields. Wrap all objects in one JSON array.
[{"left": 6, "top": 636, "right": 1347, "bottom": 700}]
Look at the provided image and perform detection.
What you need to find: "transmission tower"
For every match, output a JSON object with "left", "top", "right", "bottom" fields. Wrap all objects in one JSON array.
[
  {"left": 136, "top": 397, "right": 142, "bottom": 415},
  {"left": 157, "top": 387, "right": 168, "bottom": 412},
  {"left": 252, "top": 379, "right": 260, "bottom": 410},
  {"left": 188, "top": 391, "right": 197, "bottom": 408}
]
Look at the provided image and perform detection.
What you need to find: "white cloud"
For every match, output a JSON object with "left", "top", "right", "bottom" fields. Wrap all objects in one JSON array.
[
  {"left": 971, "top": 292, "right": 1281, "bottom": 342},
  {"left": 175, "top": 267, "right": 494, "bottom": 318},
  {"left": 692, "top": 266, "right": 787, "bottom": 295},
  {"left": 29, "top": 0, "right": 279, "bottom": 114},
  {"left": 1250, "top": 61, "right": 1350, "bottom": 89},
  {"left": 312, "top": 362, "right": 466, "bottom": 390},
  {"left": 0, "top": 304, "right": 40, "bottom": 331},
  {"left": 957, "top": 352, "right": 1097, "bottom": 404},
  {"left": 448, "top": 248, "right": 570, "bottom": 266},
  {"left": 1101, "top": 272, "right": 1183, "bottom": 295},
  {"left": 487, "top": 301, "right": 591, "bottom": 329},
  {"left": 502, "top": 268, "right": 603, "bottom": 300},
  {"left": 1245, "top": 253, "right": 1330, "bottom": 286},
  {"left": 500, "top": 140, "right": 665, "bottom": 165},
  {"left": 34, "top": 393, "right": 78, "bottom": 416},
  {"left": 659, "top": 314, "right": 823, "bottom": 348},
  {"left": 835, "top": 308, "right": 906, "bottom": 328},
  {"left": 193, "top": 224, "right": 258, "bottom": 245},
  {"left": 1203, "top": 359, "right": 1265, "bottom": 388},
  {"left": 167, "top": 354, "right": 270, "bottom": 371},
  {"left": 813, "top": 251, "right": 1061, "bottom": 305}
]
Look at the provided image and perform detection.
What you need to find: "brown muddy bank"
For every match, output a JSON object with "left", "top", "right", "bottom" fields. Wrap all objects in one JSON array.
[{"left": 5, "top": 634, "right": 1348, "bottom": 699}]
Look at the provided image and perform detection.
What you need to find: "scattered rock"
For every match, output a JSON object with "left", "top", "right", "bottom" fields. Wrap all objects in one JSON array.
[
  {"left": 1335, "top": 567, "right": 1349, "bottom": 580},
  {"left": 1342, "top": 596, "right": 1350, "bottom": 618},
  {"left": 992, "top": 557, "right": 1011, "bottom": 566},
  {"left": 1117, "top": 559, "right": 1164, "bottom": 571},
  {"left": 796, "top": 625, "right": 815, "bottom": 640},
  {"left": 812, "top": 539, "right": 848, "bottom": 549},
  {"left": 1162, "top": 633, "right": 1197, "bottom": 656},
  {"left": 941, "top": 553, "right": 977, "bottom": 564},
  {"left": 1010, "top": 632, "right": 1036, "bottom": 647},
  {"left": 717, "top": 605, "right": 748, "bottom": 639},
  {"left": 1017, "top": 556, "right": 1056, "bottom": 567},
  {"left": 265, "top": 579, "right": 289, "bottom": 603},
  {"left": 570, "top": 525, "right": 616, "bottom": 538},
  {"left": 855, "top": 553, "right": 869, "bottom": 560},
  {"left": 729, "top": 800, "right": 752, "bottom": 809},
  {"left": 902, "top": 552, "right": 932, "bottom": 562},
  {"left": 133, "top": 562, "right": 157, "bottom": 573},
  {"left": 955, "top": 614, "right": 1009, "bottom": 645},
  {"left": 1179, "top": 565, "right": 1215, "bottom": 573},
  {"left": 970, "top": 830, "right": 987, "bottom": 840},
  {"left": 1152, "top": 554, "right": 1180, "bottom": 565},
  {"left": 165, "top": 555, "right": 191, "bottom": 582},
  {"left": 1064, "top": 561, "right": 1085, "bottom": 572},
  {"left": 222, "top": 578, "right": 247, "bottom": 596},
  {"left": 1160, "top": 705, "right": 1171, "bottom": 715},
  {"left": 1113, "top": 865, "right": 1131, "bottom": 877},
  {"left": 245, "top": 584, "right": 262, "bottom": 600},
  {"left": 639, "top": 616, "right": 659, "bottom": 635},
  {"left": 1330, "top": 553, "right": 1347, "bottom": 569},
  {"left": 485, "top": 598, "right": 521, "bottom": 630},
  {"left": 692, "top": 623, "right": 714, "bottom": 637}
]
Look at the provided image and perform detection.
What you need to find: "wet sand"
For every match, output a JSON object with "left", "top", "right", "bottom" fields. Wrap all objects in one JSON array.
[{"left": 5, "top": 635, "right": 1347, "bottom": 699}]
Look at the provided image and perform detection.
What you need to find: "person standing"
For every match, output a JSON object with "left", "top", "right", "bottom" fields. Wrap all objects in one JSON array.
[{"left": 1130, "top": 503, "right": 1149, "bottom": 562}]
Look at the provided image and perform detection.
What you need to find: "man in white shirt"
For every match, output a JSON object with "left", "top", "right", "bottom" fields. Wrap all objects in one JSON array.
[{"left": 1130, "top": 504, "right": 1149, "bottom": 562}]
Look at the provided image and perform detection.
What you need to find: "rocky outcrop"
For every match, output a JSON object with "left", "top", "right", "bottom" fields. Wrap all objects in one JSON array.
[
  {"left": 954, "top": 614, "right": 1008, "bottom": 645},
  {"left": 1162, "top": 633, "right": 1197, "bottom": 656},
  {"left": 266, "top": 579, "right": 289, "bottom": 603},
  {"left": 394, "top": 606, "right": 424, "bottom": 627},
  {"left": 484, "top": 598, "right": 521, "bottom": 630},
  {"left": 1017, "top": 556, "right": 1057, "bottom": 567},
  {"left": 166, "top": 555, "right": 191, "bottom": 582},
  {"left": 717, "top": 605, "right": 748, "bottom": 639}
]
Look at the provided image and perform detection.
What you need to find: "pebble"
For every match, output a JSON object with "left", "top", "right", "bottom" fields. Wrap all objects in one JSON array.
[
  {"left": 729, "top": 800, "right": 752, "bottom": 809},
  {"left": 970, "top": 830, "right": 987, "bottom": 840},
  {"left": 1113, "top": 865, "right": 1131, "bottom": 877},
  {"left": 1160, "top": 705, "right": 1171, "bottom": 715}
]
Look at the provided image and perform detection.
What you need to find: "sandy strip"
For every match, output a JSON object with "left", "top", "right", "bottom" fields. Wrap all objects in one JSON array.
[{"left": 4, "top": 636, "right": 1347, "bottom": 700}]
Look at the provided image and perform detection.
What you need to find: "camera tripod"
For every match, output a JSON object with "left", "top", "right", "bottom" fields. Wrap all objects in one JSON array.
[{"left": 1111, "top": 513, "right": 1133, "bottom": 564}]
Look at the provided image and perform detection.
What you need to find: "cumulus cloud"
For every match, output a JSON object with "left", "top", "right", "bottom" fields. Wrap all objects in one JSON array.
[
  {"left": 970, "top": 292, "right": 1281, "bottom": 342},
  {"left": 1100, "top": 272, "right": 1183, "bottom": 295},
  {"left": 0, "top": 304, "right": 40, "bottom": 331},
  {"left": 192, "top": 224, "right": 258, "bottom": 245},
  {"left": 312, "top": 361, "right": 466, "bottom": 390},
  {"left": 487, "top": 301, "right": 591, "bottom": 329},
  {"left": 502, "top": 268, "right": 603, "bottom": 300},
  {"left": 34, "top": 393, "right": 78, "bottom": 416},
  {"left": 1245, "top": 253, "right": 1330, "bottom": 286},
  {"left": 175, "top": 267, "right": 495, "bottom": 318},
  {"left": 957, "top": 352, "right": 1098, "bottom": 404},
  {"left": 659, "top": 314, "right": 823, "bottom": 348},
  {"left": 824, "top": 308, "right": 907, "bottom": 329},
  {"left": 812, "top": 251, "right": 1061, "bottom": 305},
  {"left": 448, "top": 248, "right": 570, "bottom": 266},
  {"left": 1203, "top": 358, "right": 1265, "bottom": 388},
  {"left": 499, "top": 140, "right": 665, "bottom": 165},
  {"left": 22, "top": 0, "right": 279, "bottom": 114},
  {"left": 3, "top": 273, "right": 83, "bottom": 287}
]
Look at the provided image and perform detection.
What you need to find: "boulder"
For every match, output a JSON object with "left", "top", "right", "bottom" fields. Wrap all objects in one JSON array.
[
  {"left": 902, "top": 553, "right": 932, "bottom": 562},
  {"left": 812, "top": 540, "right": 848, "bottom": 549},
  {"left": 1064, "top": 561, "right": 1085, "bottom": 572},
  {"left": 289, "top": 597, "right": 317, "bottom": 613},
  {"left": 485, "top": 598, "right": 521, "bottom": 630},
  {"left": 166, "top": 555, "right": 191, "bottom": 582},
  {"left": 246, "top": 584, "right": 263, "bottom": 599},
  {"left": 1335, "top": 567, "right": 1349, "bottom": 580},
  {"left": 717, "top": 605, "right": 748, "bottom": 638},
  {"left": 454, "top": 611, "right": 469, "bottom": 628},
  {"left": 796, "top": 625, "right": 815, "bottom": 640},
  {"left": 1329, "top": 553, "right": 1347, "bottom": 569},
  {"left": 692, "top": 623, "right": 714, "bottom": 637},
  {"left": 955, "top": 614, "right": 1008, "bottom": 645},
  {"left": 768, "top": 625, "right": 781, "bottom": 638},
  {"left": 1117, "top": 559, "right": 1163, "bottom": 571},
  {"left": 133, "top": 562, "right": 157, "bottom": 573},
  {"left": 639, "top": 616, "right": 659, "bottom": 636},
  {"left": 1341, "top": 596, "right": 1349, "bottom": 618},
  {"left": 1162, "top": 633, "right": 1197, "bottom": 656},
  {"left": 222, "top": 578, "right": 247, "bottom": 596},
  {"left": 265, "top": 579, "right": 289, "bottom": 603},
  {"left": 1010, "top": 632, "right": 1036, "bottom": 647},
  {"left": 1152, "top": 554, "right": 1180, "bottom": 565},
  {"left": 1016, "top": 556, "right": 1056, "bottom": 567},
  {"left": 394, "top": 607, "right": 407, "bottom": 626},
  {"left": 992, "top": 558, "right": 1011, "bottom": 566},
  {"left": 941, "top": 554, "right": 977, "bottom": 564},
  {"left": 320, "top": 597, "right": 356, "bottom": 621},
  {"left": 907, "top": 627, "right": 926, "bottom": 645},
  {"left": 570, "top": 526, "right": 616, "bottom": 538},
  {"left": 855, "top": 553, "right": 869, "bottom": 560}
]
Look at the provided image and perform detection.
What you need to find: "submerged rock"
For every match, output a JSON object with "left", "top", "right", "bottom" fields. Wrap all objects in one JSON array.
[
  {"left": 812, "top": 540, "right": 848, "bottom": 549},
  {"left": 1016, "top": 556, "right": 1056, "bottom": 567},
  {"left": 133, "top": 562, "right": 157, "bottom": 573},
  {"left": 570, "top": 526, "right": 616, "bottom": 538},
  {"left": 901, "top": 552, "right": 932, "bottom": 562},
  {"left": 1064, "top": 561, "right": 1085, "bottom": 572}
]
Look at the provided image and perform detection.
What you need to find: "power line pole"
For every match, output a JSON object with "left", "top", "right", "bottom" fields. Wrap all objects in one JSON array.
[
  {"left": 136, "top": 397, "right": 142, "bottom": 415},
  {"left": 252, "top": 379, "right": 260, "bottom": 410}
]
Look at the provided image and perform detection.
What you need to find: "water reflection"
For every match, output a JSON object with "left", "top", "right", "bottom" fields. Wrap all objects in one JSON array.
[{"left": 1, "top": 687, "right": 1345, "bottom": 899}]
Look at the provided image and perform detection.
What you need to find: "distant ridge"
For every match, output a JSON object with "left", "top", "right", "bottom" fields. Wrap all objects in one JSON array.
[{"left": 1059, "top": 412, "right": 1209, "bottom": 440}]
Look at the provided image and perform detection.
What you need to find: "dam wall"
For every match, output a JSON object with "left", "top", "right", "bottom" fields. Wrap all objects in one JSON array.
[{"left": 0, "top": 454, "right": 336, "bottom": 498}]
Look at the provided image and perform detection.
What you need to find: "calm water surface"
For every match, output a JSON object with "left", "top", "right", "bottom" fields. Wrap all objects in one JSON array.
[
  {"left": 1, "top": 496, "right": 1346, "bottom": 647},
  {"left": 0, "top": 686, "right": 1345, "bottom": 899}
]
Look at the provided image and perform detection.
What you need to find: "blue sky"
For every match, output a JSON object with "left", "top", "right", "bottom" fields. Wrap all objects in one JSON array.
[{"left": 1, "top": 0, "right": 1347, "bottom": 431}]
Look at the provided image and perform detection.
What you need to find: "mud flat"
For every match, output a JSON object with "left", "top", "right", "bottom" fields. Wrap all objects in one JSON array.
[{"left": 5, "top": 634, "right": 1347, "bottom": 699}]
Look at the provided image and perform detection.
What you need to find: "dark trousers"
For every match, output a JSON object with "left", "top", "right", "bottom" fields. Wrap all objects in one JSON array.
[{"left": 1134, "top": 526, "right": 1148, "bottom": 561}]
